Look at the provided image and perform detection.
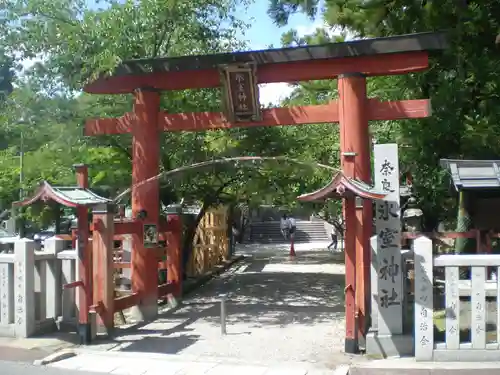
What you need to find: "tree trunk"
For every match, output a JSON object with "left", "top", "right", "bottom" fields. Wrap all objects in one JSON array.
[
  {"left": 454, "top": 190, "right": 475, "bottom": 255},
  {"left": 227, "top": 204, "right": 235, "bottom": 256},
  {"left": 53, "top": 204, "right": 61, "bottom": 234},
  {"left": 454, "top": 191, "right": 476, "bottom": 279}
]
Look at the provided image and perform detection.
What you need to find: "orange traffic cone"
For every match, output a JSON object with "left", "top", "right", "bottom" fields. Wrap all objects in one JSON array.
[{"left": 289, "top": 236, "right": 296, "bottom": 259}]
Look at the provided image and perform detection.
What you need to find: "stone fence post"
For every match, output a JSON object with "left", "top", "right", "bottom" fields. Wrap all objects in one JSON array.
[
  {"left": 413, "top": 236, "right": 434, "bottom": 361},
  {"left": 14, "top": 239, "right": 35, "bottom": 338},
  {"left": 57, "top": 248, "right": 77, "bottom": 323},
  {"left": 44, "top": 237, "right": 65, "bottom": 321}
]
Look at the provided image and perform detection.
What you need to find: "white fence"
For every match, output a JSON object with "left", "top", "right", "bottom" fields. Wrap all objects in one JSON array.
[
  {"left": 414, "top": 236, "right": 500, "bottom": 361},
  {"left": 0, "top": 238, "right": 78, "bottom": 338}
]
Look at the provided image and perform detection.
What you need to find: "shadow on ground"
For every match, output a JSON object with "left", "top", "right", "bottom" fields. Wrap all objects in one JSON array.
[{"left": 106, "top": 251, "right": 346, "bottom": 358}]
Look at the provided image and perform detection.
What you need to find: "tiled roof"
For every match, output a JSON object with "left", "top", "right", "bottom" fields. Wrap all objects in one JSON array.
[
  {"left": 440, "top": 159, "right": 500, "bottom": 190},
  {"left": 13, "top": 181, "right": 111, "bottom": 208},
  {"left": 297, "top": 171, "right": 387, "bottom": 202}
]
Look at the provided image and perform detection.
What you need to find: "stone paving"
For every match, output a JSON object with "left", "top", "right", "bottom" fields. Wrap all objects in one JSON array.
[
  {"left": 111, "top": 244, "right": 351, "bottom": 365},
  {"left": 49, "top": 351, "right": 347, "bottom": 375},
  {"left": 351, "top": 357, "right": 500, "bottom": 375},
  {"left": 0, "top": 334, "right": 78, "bottom": 363},
  {"left": 47, "top": 242, "right": 368, "bottom": 373}
]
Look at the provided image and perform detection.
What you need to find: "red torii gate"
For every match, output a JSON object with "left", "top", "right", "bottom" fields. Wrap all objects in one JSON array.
[{"left": 84, "top": 32, "right": 447, "bottom": 353}]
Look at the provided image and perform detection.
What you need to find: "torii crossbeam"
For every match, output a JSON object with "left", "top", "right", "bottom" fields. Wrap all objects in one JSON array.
[
  {"left": 85, "top": 99, "right": 430, "bottom": 135},
  {"left": 83, "top": 31, "right": 447, "bottom": 353}
]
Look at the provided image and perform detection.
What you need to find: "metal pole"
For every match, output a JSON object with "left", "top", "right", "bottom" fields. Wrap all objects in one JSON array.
[
  {"left": 19, "top": 131, "right": 24, "bottom": 200},
  {"left": 17, "top": 131, "right": 25, "bottom": 238},
  {"left": 220, "top": 295, "right": 227, "bottom": 335}
]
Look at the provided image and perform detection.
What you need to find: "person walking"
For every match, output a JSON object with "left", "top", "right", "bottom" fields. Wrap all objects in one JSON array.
[
  {"left": 287, "top": 215, "right": 297, "bottom": 239},
  {"left": 280, "top": 214, "right": 289, "bottom": 240},
  {"left": 327, "top": 226, "right": 338, "bottom": 251}
]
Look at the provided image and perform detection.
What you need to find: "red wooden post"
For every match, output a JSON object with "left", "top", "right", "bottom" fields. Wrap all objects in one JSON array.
[
  {"left": 343, "top": 196, "right": 357, "bottom": 352},
  {"left": 73, "top": 164, "right": 92, "bottom": 344},
  {"left": 131, "top": 89, "right": 160, "bottom": 320},
  {"left": 92, "top": 203, "right": 115, "bottom": 334},
  {"left": 338, "top": 73, "right": 371, "bottom": 353},
  {"left": 167, "top": 214, "right": 182, "bottom": 298},
  {"left": 476, "top": 229, "right": 481, "bottom": 253}
]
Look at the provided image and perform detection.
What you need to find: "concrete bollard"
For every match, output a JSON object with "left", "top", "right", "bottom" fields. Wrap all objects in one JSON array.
[{"left": 220, "top": 295, "right": 227, "bottom": 335}]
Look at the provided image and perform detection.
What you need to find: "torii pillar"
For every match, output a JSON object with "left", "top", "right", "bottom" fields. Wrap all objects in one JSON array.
[
  {"left": 338, "top": 73, "right": 372, "bottom": 352},
  {"left": 130, "top": 88, "right": 161, "bottom": 320}
]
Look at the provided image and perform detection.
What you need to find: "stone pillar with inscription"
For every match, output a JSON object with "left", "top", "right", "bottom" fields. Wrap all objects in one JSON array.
[
  {"left": 374, "top": 143, "right": 403, "bottom": 335},
  {"left": 14, "top": 239, "right": 36, "bottom": 338},
  {"left": 0, "top": 256, "right": 14, "bottom": 330},
  {"left": 413, "top": 236, "right": 433, "bottom": 361},
  {"left": 366, "top": 144, "right": 412, "bottom": 357}
]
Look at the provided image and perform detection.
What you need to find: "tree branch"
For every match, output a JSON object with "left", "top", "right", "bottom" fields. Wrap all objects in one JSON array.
[
  {"left": 20, "top": 11, "right": 79, "bottom": 27},
  {"left": 107, "top": 138, "right": 132, "bottom": 161},
  {"left": 114, "top": 156, "right": 339, "bottom": 203},
  {"left": 153, "top": 1, "right": 180, "bottom": 57}
]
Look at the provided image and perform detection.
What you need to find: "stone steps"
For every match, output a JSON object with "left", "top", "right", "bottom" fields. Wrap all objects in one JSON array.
[{"left": 249, "top": 220, "right": 329, "bottom": 243}]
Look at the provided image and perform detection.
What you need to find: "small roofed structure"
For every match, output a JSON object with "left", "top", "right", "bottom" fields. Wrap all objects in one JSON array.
[
  {"left": 441, "top": 159, "right": 500, "bottom": 231},
  {"left": 440, "top": 159, "right": 500, "bottom": 190},
  {"left": 13, "top": 181, "right": 111, "bottom": 208},
  {"left": 298, "top": 171, "right": 387, "bottom": 202}
]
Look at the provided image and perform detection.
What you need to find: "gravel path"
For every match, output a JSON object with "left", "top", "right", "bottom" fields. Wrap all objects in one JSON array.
[{"left": 109, "top": 248, "right": 361, "bottom": 368}]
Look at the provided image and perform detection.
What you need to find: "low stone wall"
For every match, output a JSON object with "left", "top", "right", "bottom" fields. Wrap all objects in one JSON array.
[{"left": 0, "top": 238, "right": 77, "bottom": 338}]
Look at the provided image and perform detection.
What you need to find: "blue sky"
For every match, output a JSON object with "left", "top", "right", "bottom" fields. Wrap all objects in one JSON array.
[
  {"left": 80, "top": 0, "right": 320, "bottom": 103},
  {"left": 85, "top": 0, "right": 318, "bottom": 49},
  {"left": 236, "top": 1, "right": 320, "bottom": 104},
  {"left": 22, "top": 1, "right": 320, "bottom": 103},
  {"left": 237, "top": 1, "right": 318, "bottom": 49}
]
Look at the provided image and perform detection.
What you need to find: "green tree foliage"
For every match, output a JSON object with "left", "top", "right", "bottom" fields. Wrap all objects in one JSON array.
[
  {"left": 3, "top": 0, "right": 250, "bottom": 89},
  {"left": 268, "top": 0, "right": 500, "bottom": 231},
  {"left": 0, "top": 52, "right": 14, "bottom": 104},
  {"left": 0, "top": 0, "right": 340, "bottom": 242}
]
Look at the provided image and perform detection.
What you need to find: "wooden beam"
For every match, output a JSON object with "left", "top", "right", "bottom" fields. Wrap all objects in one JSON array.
[
  {"left": 113, "top": 261, "right": 169, "bottom": 269},
  {"left": 401, "top": 230, "right": 477, "bottom": 240},
  {"left": 113, "top": 293, "right": 140, "bottom": 312},
  {"left": 114, "top": 220, "right": 142, "bottom": 236},
  {"left": 84, "top": 52, "right": 429, "bottom": 94},
  {"left": 85, "top": 99, "right": 431, "bottom": 136},
  {"left": 158, "top": 283, "right": 176, "bottom": 299},
  {"left": 159, "top": 104, "right": 338, "bottom": 132},
  {"left": 368, "top": 99, "right": 431, "bottom": 120},
  {"left": 85, "top": 113, "right": 135, "bottom": 136}
]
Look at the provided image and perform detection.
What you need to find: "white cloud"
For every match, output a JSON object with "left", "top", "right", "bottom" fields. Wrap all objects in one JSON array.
[
  {"left": 258, "top": 83, "right": 295, "bottom": 106},
  {"left": 296, "top": 21, "right": 357, "bottom": 41},
  {"left": 296, "top": 21, "right": 325, "bottom": 38},
  {"left": 19, "top": 58, "right": 37, "bottom": 70},
  {"left": 16, "top": 53, "right": 46, "bottom": 74},
  {"left": 254, "top": 23, "right": 358, "bottom": 106}
]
